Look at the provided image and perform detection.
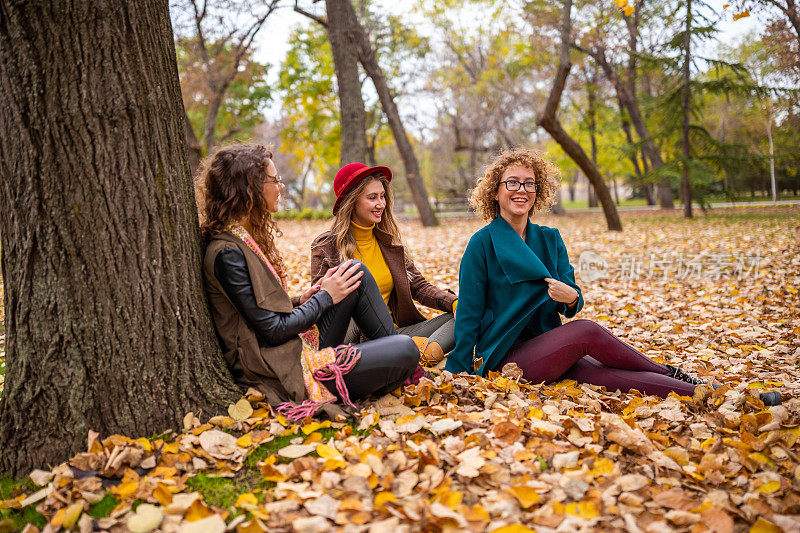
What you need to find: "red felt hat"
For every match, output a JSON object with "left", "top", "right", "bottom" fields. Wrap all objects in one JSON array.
[{"left": 332, "top": 163, "right": 392, "bottom": 215}]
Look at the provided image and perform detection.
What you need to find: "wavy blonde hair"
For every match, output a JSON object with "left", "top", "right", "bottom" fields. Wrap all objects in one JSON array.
[
  {"left": 470, "top": 148, "right": 561, "bottom": 222},
  {"left": 196, "top": 143, "right": 286, "bottom": 282},
  {"left": 324, "top": 174, "right": 402, "bottom": 262}
]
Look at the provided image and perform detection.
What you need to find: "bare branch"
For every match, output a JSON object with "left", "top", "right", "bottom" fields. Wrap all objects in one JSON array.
[{"left": 294, "top": 1, "right": 328, "bottom": 27}]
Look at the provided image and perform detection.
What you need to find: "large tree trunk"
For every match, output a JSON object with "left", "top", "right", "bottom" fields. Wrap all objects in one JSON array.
[
  {"left": 539, "top": 0, "right": 622, "bottom": 232},
  {"left": 681, "top": 0, "right": 693, "bottom": 218},
  {"left": 344, "top": 0, "right": 439, "bottom": 226},
  {"left": 326, "top": 0, "right": 369, "bottom": 165},
  {"left": 0, "top": 0, "right": 241, "bottom": 476}
]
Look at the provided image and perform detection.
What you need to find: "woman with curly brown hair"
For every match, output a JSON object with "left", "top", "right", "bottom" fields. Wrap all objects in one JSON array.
[
  {"left": 310, "top": 163, "right": 457, "bottom": 364},
  {"left": 444, "top": 148, "right": 708, "bottom": 398},
  {"left": 198, "top": 144, "right": 419, "bottom": 420}
]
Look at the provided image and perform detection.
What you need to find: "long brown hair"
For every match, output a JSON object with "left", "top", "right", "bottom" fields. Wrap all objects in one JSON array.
[
  {"left": 196, "top": 143, "right": 286, "bottom": 281},
  {"left": 325, "top": 174, "right": 402, "bottom": 262}
]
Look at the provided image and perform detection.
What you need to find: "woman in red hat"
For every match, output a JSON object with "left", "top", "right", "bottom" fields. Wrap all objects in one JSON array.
[{"left": 310, "top": 163, "right": 457, "bottom": 364}]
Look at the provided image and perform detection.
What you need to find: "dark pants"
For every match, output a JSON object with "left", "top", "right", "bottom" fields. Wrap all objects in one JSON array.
[
  {"left": 396, "top": 313, "right": 455, "bottom": 353},
  {"left": 315, "top": 261, "right": 419, "bottom": 400},
  {"left": 498, "top": 319, "right": 696, "bottom": 398}
]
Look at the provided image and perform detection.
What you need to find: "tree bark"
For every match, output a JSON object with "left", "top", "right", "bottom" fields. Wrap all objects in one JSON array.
[
  {"left": 344, "top": 0, "right": 439, "bottom": 226},
  {"left": 586, "top": 69, "right": 599, "bottom": 209},
  {"left": 539, "top": 0, "right": 622, "bottom": 232},
  {"left": 326, "top": 0, "right": 369, "bottom": 165},
  {"left": 0, "top": 0, "right": 241, "bottom": 476},
  {"left": 681, "top": 0, "right": 693, "bottom": 218}
]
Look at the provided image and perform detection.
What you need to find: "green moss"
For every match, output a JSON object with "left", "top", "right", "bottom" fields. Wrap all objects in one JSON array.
[
  {"left": 0, "top": 477, "right": 47, "bottom": 530},
  {"left": 88, "top": 493, "right": 119, "bottom": 518},
  {"left": 185, "top": 473, "right": 267, "bottom": 510}
]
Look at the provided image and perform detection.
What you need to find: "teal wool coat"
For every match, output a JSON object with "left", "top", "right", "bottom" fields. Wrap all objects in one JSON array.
[{"left": 444, "top": 216, "right": 584, "bottom": 376}]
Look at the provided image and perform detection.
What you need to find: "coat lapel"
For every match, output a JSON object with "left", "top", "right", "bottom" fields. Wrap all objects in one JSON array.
[{"left": 488, "top": 217, "right": 552, "bottom": 284}]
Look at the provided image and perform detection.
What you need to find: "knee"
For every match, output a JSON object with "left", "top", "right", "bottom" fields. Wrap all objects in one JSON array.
[
  {"left": 566, "top": 319, "right": 604, "bottom": 336},
  {"left": 392, "top": 335, "right": 421, "bottom": 370}
]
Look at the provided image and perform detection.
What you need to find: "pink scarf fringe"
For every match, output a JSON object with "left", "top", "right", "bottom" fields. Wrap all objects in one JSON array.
[{"left": 276, "top": 345, "right": 361, "bottom": 421}]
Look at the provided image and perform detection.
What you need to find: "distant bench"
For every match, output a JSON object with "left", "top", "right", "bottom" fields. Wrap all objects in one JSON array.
[{"left": 433, "top": 198, "right": 471, "bottom": 213}]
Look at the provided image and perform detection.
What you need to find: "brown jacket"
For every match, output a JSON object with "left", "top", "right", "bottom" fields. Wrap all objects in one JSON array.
[
  {"left": 203, "top": 232, "right": 307, "bottom": 408},
  {"left": 310, "top": 227, "right": 457, "bottom": 327}
]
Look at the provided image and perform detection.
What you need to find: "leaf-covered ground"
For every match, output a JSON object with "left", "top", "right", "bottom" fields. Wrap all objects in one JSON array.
[{"left": 1, "top": 207, "right": 799, "bottom": 533}]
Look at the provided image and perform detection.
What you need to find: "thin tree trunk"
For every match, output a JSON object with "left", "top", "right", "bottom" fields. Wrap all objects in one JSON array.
[
  {"left": 539, "top": 0, "right": 622, "bottom": 231},
  {"left": 0, "top": 0, "right": 241, "bottom": 476},
  {"left": 325, "top": 0, "right": 369, "bottom": 164},
  {"left": 587, "top": 71, "right": 599, "bottom": 208},
  {"left": 681, "top": 0, "right": 693, "bottom": 218},
  {"left": 184, "top": 106, "right": 203, "bottom": 176},
  {"left": 344, "top": 0, "right": 438, "bottom": 226},
  {"left": 583, "top": 47, "right": 674, "bottom": 209},
  {"left": 768, "top": 115, "right": 777, "bottom": 202}
]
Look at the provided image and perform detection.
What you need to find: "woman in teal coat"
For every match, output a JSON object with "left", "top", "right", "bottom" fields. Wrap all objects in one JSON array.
[{"left": 444, "top": 148, "right": 704, "bottom": 398}]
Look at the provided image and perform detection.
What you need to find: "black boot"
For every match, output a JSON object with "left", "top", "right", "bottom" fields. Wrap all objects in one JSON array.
[{"left": 665, "top": 364, "right": 706, "bottom": 385}]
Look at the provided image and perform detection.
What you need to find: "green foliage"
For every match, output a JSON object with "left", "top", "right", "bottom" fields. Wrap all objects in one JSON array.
[
  {"left": 0, "top": 477, "right": 47, "bottom": 530},
  {"left": 185, "top": 474, "right": 265, "bottom": 510},
  {"left": 88, "top": 493, "right": 119, "bottom": 519},
  {"left": 177, "top": 38, "right": 272, "bottom": 151}
]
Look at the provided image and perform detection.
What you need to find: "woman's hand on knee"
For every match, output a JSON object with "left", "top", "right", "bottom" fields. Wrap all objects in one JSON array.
[{"left": 320, "top": 259, "right": 364, "bottom": 304}]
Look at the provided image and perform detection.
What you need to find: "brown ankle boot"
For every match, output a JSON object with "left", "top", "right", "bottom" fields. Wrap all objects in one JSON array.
[{"left": 412, "top": 336, "right": 445, "bottom": 366}]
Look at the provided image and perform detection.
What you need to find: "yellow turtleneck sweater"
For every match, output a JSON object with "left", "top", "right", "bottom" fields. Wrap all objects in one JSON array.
[{"left": 350, "top": 221, "right": 394, "bottom": 307}]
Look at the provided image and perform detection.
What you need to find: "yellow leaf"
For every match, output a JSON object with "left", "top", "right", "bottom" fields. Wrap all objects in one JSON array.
[
  {"left": 235, "top": 493, "right": 259, "bottom": 508},
  {"left": 748, "top": 452, "right": 775, "bottom": 467},
  {"left": 463, "top": 504, "right": 490, "bottom": 522},
  {"left": 135, "top": 438, "right": 153, "bottom": 452},
  {"left": 237, "top": 433, "right": 253, "bottom": 448},
  {"left": 162, "top": 442, "right": 179, "bottom": 454},
  {"left": 750, "top": 517, "right": 782, "bottom": 533},
  {"left": 153, "top": 483, "right": 173, "bottom": 506},
  {"left": 507, "top": 486, "right": 542, "bottom": 508},
  {"left": 723, "top": 3, "right": 730, "bottom": 7},
  {"left": 323, "top": 458, "right": 347, "bottom": 470},
  {"left": 301, "top": 421, "right": 330, "bottom": 434},
  {"left": 112, "top": 481, "right": 139, "bottom": 499},
  {"left": 228, "top": 399, "right": 254, "bottom": 421},
  {"left": 237, "top": 518, "right": 268, "bottom": 533},
  {"left": 185, "top": 499, "right": 214, "bottom": 522},
  {"left": 490, "top": 525, "right": 536, "bottom": 533},
  {"left": 756, "top": 481, "right": 780, "bottom": 494},
  {"left": 50, "top": 508, "right": 66, "bottom": 528},
  {"left": 395, "top": 414, "right": 418, "bottom": 425},
  {"left": 623, "top": 5, "right": 635, "bottom": 15},
  {"left": 590, "top": 457, "right": 615, "bottom": 476},
  {"left": 526, "top": 408, "right": 543, "bottom": 419},
  {"left": 316, "top": 444, "right": 343, "bottom": 459},
  {"left": 62, "top": 502, "right": 84, "bottom": 528},
  {"left": 614, "top": 0, "right": 628, "bottom": 7},
  {"left": 733, "top": 10, "right": 750, "bottom": 20},
  {"left": 436, "top": 491, "right": 463, "bottom": 510},
  {"left": 748, "top": 382, "right": 765, "bottom": 389},
  {"left": 374, "top": 491, "right": 395, "bottom": 508},
  {"left": 565, "top": 501, "right": 600, "bottom": 520}
]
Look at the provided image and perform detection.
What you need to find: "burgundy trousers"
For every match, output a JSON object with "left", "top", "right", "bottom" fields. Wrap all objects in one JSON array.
[{"left": 498, "top": 319, "right": 696, "bottom": 398}]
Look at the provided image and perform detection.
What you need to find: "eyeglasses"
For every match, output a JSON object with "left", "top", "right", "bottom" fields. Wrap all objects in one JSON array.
[
  {"left": 499, "top": 179, "right": 536, "bottom": 193},
  {"left": 262, "top": 173, "right": 282, "bottom": 185}
]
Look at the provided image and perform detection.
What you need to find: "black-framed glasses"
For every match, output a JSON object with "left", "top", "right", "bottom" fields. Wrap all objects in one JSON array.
[
  {"left": 262, "top": 173, "right": 282, "bottom": 185},
  {"left": 499, "top": 179, "right": 536, "bottom": 193}
]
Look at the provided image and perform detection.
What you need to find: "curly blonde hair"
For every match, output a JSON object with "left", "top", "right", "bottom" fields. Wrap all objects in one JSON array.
[
  {"left": 469, "top": 148, "right": 561, "bottom": 222},
  {"left": 196, "top": 143, "right": 286, "bottom": 282}
]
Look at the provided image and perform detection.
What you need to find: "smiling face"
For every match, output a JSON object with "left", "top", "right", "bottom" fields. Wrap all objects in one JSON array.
[
  {"left": 262, "top": 159, "right": 284, "bottom": 213},
  {"left": 495, "top": 164, "right": 536, "bottom": 222},
  {"left": 351, "top": 177, "right": 387, "bottom": 226}
]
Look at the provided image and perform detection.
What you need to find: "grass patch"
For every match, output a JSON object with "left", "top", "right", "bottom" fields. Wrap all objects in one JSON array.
[
  {"left": 0, "top": 477, "right": 47, "bottom": 531},
  {"left": 186, "top": 473, "right": 267, "bottom": 510},
  {"left": 88, "top": 493, "right": 119, "bottom": 518}
]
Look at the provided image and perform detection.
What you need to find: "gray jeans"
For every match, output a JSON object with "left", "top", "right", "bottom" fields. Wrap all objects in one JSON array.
[{"left": 345, "top": 312, "right": 456, "bottom": 353}]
